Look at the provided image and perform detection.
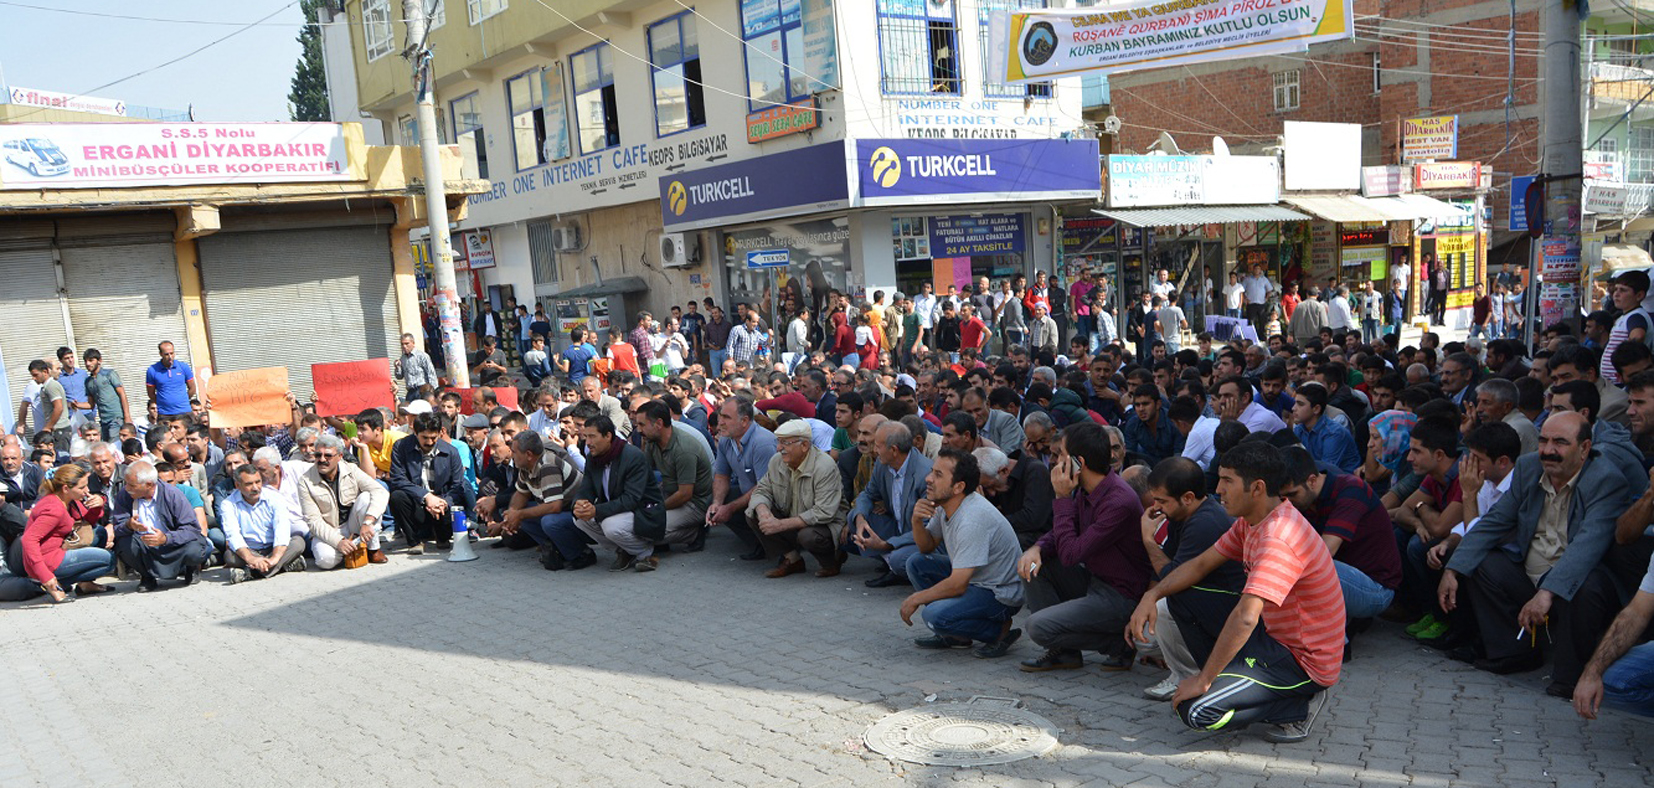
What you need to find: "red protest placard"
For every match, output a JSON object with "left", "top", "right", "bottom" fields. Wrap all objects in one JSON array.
[
  {"left": 453, "top": 386, "right": 521, "bottom": 415},
  {"left": 312, "top": 359, "right": 394, "bottom": 417},
  {"left": 207, "top": 367, "right": 291, "bottom": 429}
]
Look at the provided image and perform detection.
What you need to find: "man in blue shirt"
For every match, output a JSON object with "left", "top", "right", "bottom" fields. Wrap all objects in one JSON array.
[
  {"left": 222, "top": 465, "right": 306, "bottom": 583},
  {"left": 560, "top": 327, "right": 596, "bottom": 386},
  {"left": 54, "top": 346, "right": 94, "bottom": 428},
  {"left": 707, "top": 394, "right": 777, "bottom": 560},
  {"left": 1123, "top": 383, "right": 1185, "bottom": 465},
  {"left": 145, "top": 341, "right": 196, "bottom": 418},
  {"left": 1291, "top": 382, "right": 1362, "bottom": 474}
]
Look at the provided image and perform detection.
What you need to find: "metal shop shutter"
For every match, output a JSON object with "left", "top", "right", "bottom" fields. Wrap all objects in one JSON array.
[
  {"left": 196, "top": 224, "right": 401, "bottom": 398},
  {"left": 57, "top": 214, "right": 191, "bottom": 412},
  {"left": 0, "top": 239, "right": 70, "bottom": 414}
]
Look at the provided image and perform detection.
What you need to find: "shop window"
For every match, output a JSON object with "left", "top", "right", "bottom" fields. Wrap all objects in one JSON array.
[
  {"left": 526, "top": 219, "right": 561, "bottom": 284},
  {"left": 1629, "top": 127, "right": 1654, "bottom": 183},
  {"left": 401, "top": 109, "right": 449, "bottom": 147},
  {"left": 877, "top": 0, "right": 960, "bottom": 95},
  {"left": 540, "top": 62, "right": 574, "bottom": 162},
  {"left": 892, "top": 217, "right": 931, "bottom": 261},
  {"left": 649, "top": 12, "right": 706, "bottom": 136},
  {"left": 1273, "top": 70, "right": 1300, "bottom": 112},
  {"left": 507, "top": 70, "right": 547, "bottom": 171},
  {"left": 572, "top": 44, "right": 621, "bottom": 154},
  {"left": 364, "top": 0, "right": 394, "bottom": 61},
  {"left": 979, "top": 0, "right": 1051, "bottom": 99},
  {"left": 451, "top": 93, "right": 487, "bottom": 180},
  {"left": 740, "top": 0, "right": 814, "bottom": 112},
  {"left": 468, "top": 0, "right": 506, "bottom": 24}
]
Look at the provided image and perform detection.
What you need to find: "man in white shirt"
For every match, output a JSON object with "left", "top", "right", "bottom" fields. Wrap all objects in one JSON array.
[
  {"left": 1327, "top": 286, "right": 1354, "bottom": 331},
  {"left": 913, "top": 282, "right": 939, "bottom": 349},
  {"left": 1150, "top": 269, "right": 1176, "bottom": 301},
  {"left": 1240, "top": 263, "right": 1275, "bottom": 333},
  {"left": 1223, "top": 272, "right": 1246, "bottom": 318}
]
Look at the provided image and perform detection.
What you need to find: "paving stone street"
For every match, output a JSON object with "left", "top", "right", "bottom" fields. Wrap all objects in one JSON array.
[{"left": 3, "top": 532, "right": 1650, "bottom": 788}]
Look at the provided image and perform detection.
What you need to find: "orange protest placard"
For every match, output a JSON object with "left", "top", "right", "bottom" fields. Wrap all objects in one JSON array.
[
  {"left": 207, "top": 367, "right": 291, "bottom": 428},
  {"left": 312, "top": 359, "right": 394, "bottom": 417}
]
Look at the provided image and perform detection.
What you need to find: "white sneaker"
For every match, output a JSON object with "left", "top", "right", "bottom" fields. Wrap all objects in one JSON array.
[
  {"left": 1143, "top": 675, "right": 1179, "bottom": 701},
  {"left": 1265, "top": 688, "right": 1330, "bottom": 743}
]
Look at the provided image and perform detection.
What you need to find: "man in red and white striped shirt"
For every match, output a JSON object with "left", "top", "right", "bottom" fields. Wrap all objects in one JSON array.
[{"left": 1128, "top": 441, "right": 1345, "bottom": 744}]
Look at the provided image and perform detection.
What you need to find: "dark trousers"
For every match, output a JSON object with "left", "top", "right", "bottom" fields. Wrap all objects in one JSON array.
[
  {"left": 225, "top": 535, "right": 307, "bottom": 579},
  {"left": 1165, "top": 586, "right": 1244, "bottom": 668},
  {"left": 759, "top": 523, "right": 837, "bottom": 567},
  {"left": 1245, "top": 302, "right": 1268, "bottom": 334},
  {"left": 387, "top": 489, "right": 454, "bottom": 547},
  {"left": 1462, "top": 553, "right": 1622, "bottom": 686},
  {"left": 1024, "top": 564, "right": 1137, "bottom": 659},
  {"left": 1176, "top": 629, "right": 1325, "bottom": 731},
  {"left": 723, "top": 509, "right": 761, "bottom": 553},
  {"left": 116, "top": 532, "right": 210, "bottom": 582}
]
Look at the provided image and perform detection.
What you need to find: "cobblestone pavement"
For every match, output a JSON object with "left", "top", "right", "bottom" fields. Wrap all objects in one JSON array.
[{"left": 3, "top": 532, "right": 1649, "bottom": 788}]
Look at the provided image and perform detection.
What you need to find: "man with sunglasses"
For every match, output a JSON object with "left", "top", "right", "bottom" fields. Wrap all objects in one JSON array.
[{"left": 298, "top": 433, "right": 389, "bottom": 569}]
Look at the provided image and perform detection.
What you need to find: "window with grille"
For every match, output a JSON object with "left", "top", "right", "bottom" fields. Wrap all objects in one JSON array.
[
  {"left": 468, "top": 0, "right": 506, "bottom": 24},
  {"left": 1629, "top": 127, "right": 1654, "bottom": 183},
  {"left": 507, "top": 71, "right": 546, "bottom": 171},
  {"left": 979, "top": 0, "right": 1050, "bottom": 99},
  {"left": 1273, "top": 70, "right": 1300, "bottom": 112},
  {"left": 878, "top": 0, "right": 960, "bottom": 95},
  {"left": 527, "top": 220, "right": 561, "bottom": 284},
  {"left": 451, "top": 93, "right": 487, "bottom": 179},
  {"left": 364, "top": 0, "right": 394, "bottom": 60},
  {"left": 649, "top": 12, "right": 706, "bottom": 136},
  {"left": 572, "top": 44, "right": 621, "bottom": 154}
]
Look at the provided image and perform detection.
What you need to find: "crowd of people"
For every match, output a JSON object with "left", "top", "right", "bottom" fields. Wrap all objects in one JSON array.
[{"left": 5, "top": 262, "right": 1654, "bottom": 743}]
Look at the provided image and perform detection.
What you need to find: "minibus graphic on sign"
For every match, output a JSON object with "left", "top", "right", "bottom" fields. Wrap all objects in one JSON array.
[{"left": 3, "top": 138, "right": 70, "bottom": 177}]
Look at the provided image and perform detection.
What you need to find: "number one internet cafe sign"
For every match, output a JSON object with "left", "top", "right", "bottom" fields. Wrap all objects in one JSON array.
[
  {"left": 990, "top": 0, "right": 1354, "bottom": 81},
  {"left": 0, "top": 122, "right": 364, "bottom": 189}
]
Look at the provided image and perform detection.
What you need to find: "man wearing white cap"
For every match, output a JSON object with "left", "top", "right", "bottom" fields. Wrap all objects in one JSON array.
[{"left": 747, "top": 417, "right": 845, "bottom": 578}]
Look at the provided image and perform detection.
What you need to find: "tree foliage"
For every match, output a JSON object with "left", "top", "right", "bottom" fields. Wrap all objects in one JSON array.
[{"left": 287, "top": 0, "right": 330, "bottom": 121}]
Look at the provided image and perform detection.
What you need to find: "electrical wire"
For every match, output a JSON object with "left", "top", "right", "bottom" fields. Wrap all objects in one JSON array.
[
  {"left": 1357, "top": 15, "right": 1542, "bottom": 39},
  {"left": 3, "top": 0, "right": 299, "bottom": 123}
]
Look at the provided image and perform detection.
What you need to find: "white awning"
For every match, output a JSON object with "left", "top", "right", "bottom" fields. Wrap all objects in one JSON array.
[
  {"left": 1092, "top": 204, "right": 1311, "bottom": 227},
  {"left": 1284, "top": 195, "right": 1414, "bottom": 223},
  {"left": 1379, "top": 193, "right": 1466, "bottom": 219}
]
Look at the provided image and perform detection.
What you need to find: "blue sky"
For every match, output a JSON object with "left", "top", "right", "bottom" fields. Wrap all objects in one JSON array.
[{"left": 0, "top": 0, "right": 312, "bottom": 120}]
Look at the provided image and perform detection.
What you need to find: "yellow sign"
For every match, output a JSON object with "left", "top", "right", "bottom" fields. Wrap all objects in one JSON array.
[
  {"left": 1436, "top": 234, "right": 1475, "bottom": 256},
  {"left": 1401, "top": 116, "right": 1458, "bottom": 162}
]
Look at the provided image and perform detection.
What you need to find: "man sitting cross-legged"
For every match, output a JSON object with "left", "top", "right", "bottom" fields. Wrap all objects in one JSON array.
[
  {"left": 298, "top": 434, "right": 389, "bottom": 570},
  {"left": 221, "top": 465, "right": 308, "bottom": 583},
  {"left": 1129, "top": 442, "right": 1345, "bottom": 744}
]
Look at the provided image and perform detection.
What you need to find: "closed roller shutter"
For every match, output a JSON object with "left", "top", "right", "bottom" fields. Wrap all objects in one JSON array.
[
  {"left": 197, "top": 224, "right": 400, "bottom": 398},
  {"left": 57, "top": 214, "right": 190, "bottom": 415},
  {"left": 0, "top": 238, "right": 69, "bottom": 412}
]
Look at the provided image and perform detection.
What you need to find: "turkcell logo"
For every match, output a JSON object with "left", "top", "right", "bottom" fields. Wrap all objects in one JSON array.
[
  {"left": 869, "top": 146, "right": 902, "bottom": 187},
  {"left": 666, "top": 181, "right": 688, "bottom": 216}
]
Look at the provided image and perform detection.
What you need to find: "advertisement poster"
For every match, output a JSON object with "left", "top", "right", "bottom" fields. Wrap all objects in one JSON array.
[
  {"left": 1401, "top": 116, "right": 1459, "bottom": 162},
  {"left": 929, "top": 214, "right": 1027, "bottom": 257},
  {"left": 7, "top": 86, "right": 127, "bottom": 116},
  {"left": 463, "top": 230, "right": 497, "bottom": 270},
  {"left": 0, "top": 122, "right": 360, "bottom": 189},
  {"left": 990, "top": 0, "right": 1353, "bottom": 81}
]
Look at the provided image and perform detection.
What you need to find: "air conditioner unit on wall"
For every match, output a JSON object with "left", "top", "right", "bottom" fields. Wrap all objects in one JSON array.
[
  {"left": 551, "top": 224, "right": 581, "bottom": 252},
  {"left": 660, "top": 232, "right": 691, "bottom": 268}
]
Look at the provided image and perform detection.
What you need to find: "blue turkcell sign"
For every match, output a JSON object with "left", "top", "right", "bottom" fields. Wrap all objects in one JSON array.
[
  {"left": 855, "top": 138, "right": 1100, "bottom": 202},
  {"left": 746, "top": 249, "right": 790, "bottom": 269},
  {"left": 660, "top": 141, "right": 849, "bottom": 229}
]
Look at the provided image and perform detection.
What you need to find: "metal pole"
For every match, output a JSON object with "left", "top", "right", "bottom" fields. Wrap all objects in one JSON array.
[
  {"left": 1538, "top": 0, "right": 1583, "bottom": 342},
  {"left": 403, "top": 0, "right": 470, "bottom": 388}
]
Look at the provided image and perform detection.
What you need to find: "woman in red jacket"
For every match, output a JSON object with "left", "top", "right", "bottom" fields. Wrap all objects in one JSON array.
[{"left": 22, "top": 464, "right": 116, "bottom": 603}]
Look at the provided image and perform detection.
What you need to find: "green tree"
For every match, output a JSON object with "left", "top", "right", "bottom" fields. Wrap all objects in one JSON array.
[{"left": 287, "top": 0, "right": 329, "bottom": 121}]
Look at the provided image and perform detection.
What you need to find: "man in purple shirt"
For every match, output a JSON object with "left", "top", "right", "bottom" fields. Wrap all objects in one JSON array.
[{"left": 1015, "top": 421, "right": 1151, "bottom": 672}]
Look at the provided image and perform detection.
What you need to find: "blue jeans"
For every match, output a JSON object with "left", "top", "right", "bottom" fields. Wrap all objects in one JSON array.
[
  {"left": 376, "top": 480, "right": 395, "bottom": 534},
  {"left": 1362, "top": 318, "right": 1380, "bottom": 342},
  {"left": 709, "top": 348, "right": 728, "bottom": 375},
  {"left": 519, "top": 511, "right": 586, "bottom": 560},
  {"left": 1226, "top": 308, "right": 1241, "bottom": 319},
  {"left": 53, "top": 547, "right": 115, "bottom": 585},
  {"left": 906, "top": 551, "right": 1019, "bottom": 644},
  {"left": 1334, "top": 560, "right": 1396, "bottom": 619},
  {"left": 1603, "top": 641, "right": 1654, "bottom": 718}
]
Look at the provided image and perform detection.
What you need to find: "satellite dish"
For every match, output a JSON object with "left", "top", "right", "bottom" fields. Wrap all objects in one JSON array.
[
  {"left": 1211, "top": 136, "right": 1230, "bottom": 156},
  {"left": 1149, "top": 131, "right": 1183, "bottom": 155},
  {"left": 1101, "top": 115, "right": 1122, "bottom": 135}
]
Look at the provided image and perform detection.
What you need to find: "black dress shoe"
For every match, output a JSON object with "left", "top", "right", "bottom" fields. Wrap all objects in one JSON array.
[
  {"left": 540, "top": 547, "right": 566, "bottom": 571},
  {"left": 1474, "top": 651, "right": 1544, "bottom": 675},
  {"left": 568, "top": 549, "right": 598, "bottom": 570},
  {"left": 136, "top": 577, "right": 159, "bottom": 593},
  {"left": 738, "top": 545, "right": 768, "bottom": 561},
  {"left": 684, "top": 526, "right": 710, "bottom": 553},
  {"left": 864, "top": 570, "right": 907, "bottom": 588},
  {"left": 1545, "top": 681, "right": 1575, "bottom": 700},
  {"left": 1020, "top": 649, "right": 1084, "bottom": 672},
  {"left": 1445, "top": 645, "right": 1479, "bottom": 664}
]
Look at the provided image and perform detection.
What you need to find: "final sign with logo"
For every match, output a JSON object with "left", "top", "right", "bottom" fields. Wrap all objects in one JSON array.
[{"left": 855, "top": 138, "right": 1099, "bottom": 204}]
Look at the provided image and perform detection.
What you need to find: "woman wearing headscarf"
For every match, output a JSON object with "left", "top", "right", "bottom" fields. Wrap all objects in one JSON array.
[{"left": 1362, "top": 409, "right": 1417, "bottom": 498}]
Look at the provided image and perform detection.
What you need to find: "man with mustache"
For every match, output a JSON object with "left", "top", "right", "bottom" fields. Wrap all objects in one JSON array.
[{"left": 1439, "top": 412, "right": 1630, "bottom": 700}]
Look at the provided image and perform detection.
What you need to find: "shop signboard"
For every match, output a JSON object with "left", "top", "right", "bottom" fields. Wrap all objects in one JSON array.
[
  {"left": 857, "top": 138, "right": 1100, "bottom": 204},
  {"left": 462, "top": 230, "right": 496, "bottom": 270},
  {"left": 929, "top": 213, "right": 1026, "bottom": 257},
  {"left": 746, "top": 99, "right": 820, "bottom": 143},
  {"left": 1339, "top": 224, "right": 1388, "bottom": 246},
  {"left": 1361, "top": 165, "right": 1412, "bottom": 197},
  {"left": 660, "top": 140, "right": 850, "bottom": 229},
  {"left": 1401, "top": 116, "right": 1458, "bottom": 162},
  {"left": 1061, "top": 216, "right": 1116, "bottom": 254},
  {"left": 1309, "top": 220, "right": 1337, "bottom": 280},
  {"left": 1414, "top": 161, "right": 1481, "bottom": 190},
  {"left": 745, "top": 249, "right": 790, "bottom": 269},
  {"left": 1341, "top": 246, "right": 1385, "bottom": 269},
  {"left": 1584, "top": 181, "right": 1629, "bottom": 215},
  {"left": 988, "top": 0, "right": 1354, "bottom": 81},
  {"left": 1106, "top": 154, "right": 1279, "bottom": 207},
  {"left": 1584, "top": 150, "right": 1622, "bottom": 183},
  {"left": 6, "top": 86, "right": 126, "bottom": 117},
  {"left": 0, "top": 122, "right": 362, "bottom": 189},
  {"left": 1508, "top": 174, "right": 1535, "bottom": 232}
]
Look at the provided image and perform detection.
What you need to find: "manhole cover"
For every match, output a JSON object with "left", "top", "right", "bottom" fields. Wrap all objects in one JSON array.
[{"left": 863, "top": 703, "right": 1059, "bottom": 766}]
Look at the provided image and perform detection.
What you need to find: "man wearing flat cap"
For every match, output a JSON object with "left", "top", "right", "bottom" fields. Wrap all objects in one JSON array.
[{"left": 747, "top": 416, "right": 845, "bottom": 578}]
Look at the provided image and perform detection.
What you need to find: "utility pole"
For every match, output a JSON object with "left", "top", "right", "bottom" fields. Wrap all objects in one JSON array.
[
  {"left": 1534, "top": 0, "right": 1584, "bottom": 343},
  {"left": 403, "top": 0, "right": 469, "bottom": 388}
]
